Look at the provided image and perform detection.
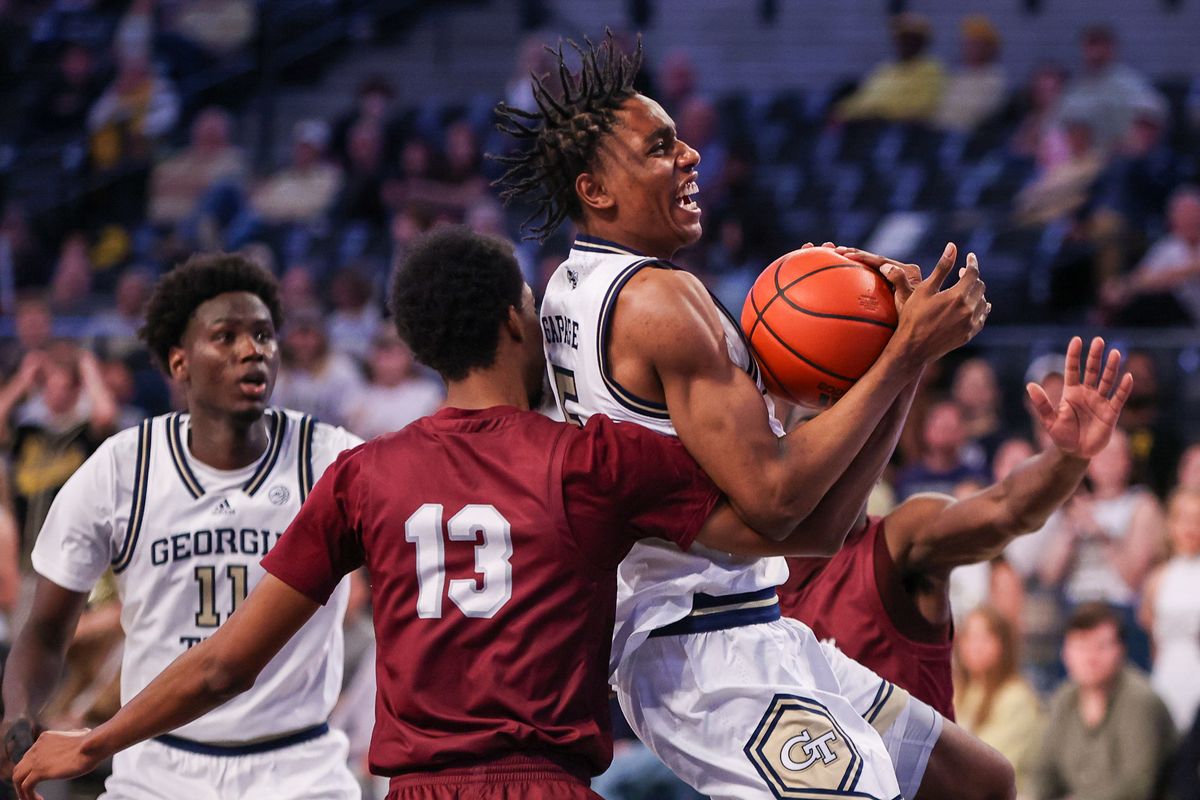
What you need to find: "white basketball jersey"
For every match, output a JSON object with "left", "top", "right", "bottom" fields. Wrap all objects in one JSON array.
[
  {"left": 541, "top": 235, "right": 788, "bottom": 676},
  {"left": 32, "top": 408, "right": 361, "bottom": 743}
]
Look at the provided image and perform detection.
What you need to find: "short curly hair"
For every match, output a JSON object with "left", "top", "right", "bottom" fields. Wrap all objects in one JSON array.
[
  {"left": 139, "top": 253, "right": 283, "bottom": 371},
  {"left": 389, "top": 226, "right": 523, "bottom": 381}
]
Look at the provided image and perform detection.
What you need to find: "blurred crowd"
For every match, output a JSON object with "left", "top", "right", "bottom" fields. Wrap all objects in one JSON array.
[{"left": 1, "top": 2, "right": 1199, "bottom": 799}]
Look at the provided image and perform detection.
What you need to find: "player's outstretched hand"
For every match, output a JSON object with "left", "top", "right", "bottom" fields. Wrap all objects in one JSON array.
[
  {"left": 12, "top": 729, "right": 98, "bottom": 800},
  {"left": 889, "top": 243, "right": 990, "bottom": 364},
  {"left": 1027, "top": 336, "right": 1133, "bottom": 460}
]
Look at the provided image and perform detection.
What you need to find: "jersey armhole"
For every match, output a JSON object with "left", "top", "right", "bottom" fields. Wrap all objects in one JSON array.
[
  {"left": 112, "top": 417, "right": 153, "bottom": 573},
  {"left": 596, "top": 259, "right": 673, "bottom": 421},
  {"left": 871, "top": 519, "right": 952, "bottom": 645}
]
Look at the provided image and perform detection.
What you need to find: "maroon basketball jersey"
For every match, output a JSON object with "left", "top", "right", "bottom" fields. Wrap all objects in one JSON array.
[
  {"left": 262, "top": 406, "right": 720, "bottom": 778},
  {"left": 778, "top": 515, "right": 956, "bottom": 720}
]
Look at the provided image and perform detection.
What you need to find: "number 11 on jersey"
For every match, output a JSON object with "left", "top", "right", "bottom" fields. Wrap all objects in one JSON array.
[{"left": 405, "top": 503, "right": 513, "bottom": 619}]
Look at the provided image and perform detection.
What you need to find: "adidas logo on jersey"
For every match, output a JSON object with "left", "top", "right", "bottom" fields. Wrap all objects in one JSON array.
[{"left": 213, "top": 498, "right": 235, "bottom": 516}]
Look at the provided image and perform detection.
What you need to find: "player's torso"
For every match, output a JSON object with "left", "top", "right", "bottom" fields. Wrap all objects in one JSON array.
[
  {"left": 781, "top": 517, "right": 956, "bottom": 719},
  {"left": 357, "top": 410, "right": 620, "bottom": 775},
  {"left": 113, "top": 410, "right": 348, "bottom": 742},
  {"left": 541, "top": 236, "right": 788, "bottom": 674}
]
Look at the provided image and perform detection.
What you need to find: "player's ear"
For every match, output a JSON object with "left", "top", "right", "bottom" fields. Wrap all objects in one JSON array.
[
  {"left": 504, "top": 306, "right": 526, "bottom": 344},
  {"left": 575, "top": 170, "right": 614, "bottom": 212},
  {"left": 167, "top": 345, "right": 188, "bottom": 383}
]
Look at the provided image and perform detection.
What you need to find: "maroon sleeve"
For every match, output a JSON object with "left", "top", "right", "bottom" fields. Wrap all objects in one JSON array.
[
  {"left": 261, "top": 446, "right": 366, "bottom": 605},
  {"left": 562, "top": 415, "right": 722, "bottom": 561}
]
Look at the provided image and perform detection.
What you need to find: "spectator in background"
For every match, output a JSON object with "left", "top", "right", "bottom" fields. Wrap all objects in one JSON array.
[
  {"left": 343, "top": 326, "right": 442, "bottom": 440},
  {"left": 48, "top": 233, "right": 94, "bottom": 314},
  {"left": 332, "top": 118, "right": 390, "bottom": 236},
  {"left": 1114, "top": 351, "right": 1182, "bottom": 497},
  {"left": 1059, "top": 24, "right": 1166, "bottom": 154},
  {"left": 504, "top": 34, "right": 559, "bottom": 115},
  {"left": 1105, "top": 185, "right": 1200, "bottom": 326},
  {"left": 21, "top": 41, "right": 102, "bottom": 145},
  {"left": 83, "top": 265, "right": 155, "bottom": 357},
  {"left": 951, "top": 357, "right": 1008, "bottom": 471},
  {"left": 0, "top": 294, "right": 53, "bottom": 379},
  {"left": 436, "top": 119, "right": 488, "bottom": 209},
  {"left": 86, "top": 47, "right": 179, "bottom": 174},
  {"left": 1013, "top": 112, "right": 1104, "bottom": 227},
  {"left": 1010, "top": 63, "right": 1070, "bottom": 166},
  {"left": 677, "top": 96, "right": 727, "bottom": 207},
  {"left": 277, "top": 263, "right": 319, "bottom": 313},
  {"left": 1178, "top": 442, "right": 1200, "bottom": 491},
  {"left": 934, "top": 15, "right": 1009, "bottom": 133},
  {"left": 326, "top": 266, "right": 382, "bottom": 363},
  {"left": 163, "top": 0, "right": 256, "bottom": 59},
  {"left": 0, "top": 343, "right": 117, "bottom": 563},
  {"left": 0, "top": 461, "right": 21, "bottom": 655},
  {"left": 655, "top": 48, "right": 698, "bottom": 117},
  {"left": 272, "top": 307, "right": 363, "bottom": 428},
  {"left": 1029, "top": 602, "right": 1175, "bottom": 800},
  {"left": 1039, "top": 429, "right": 1165, "bottom": 669},
  {"left": 148, "top": 106, "right": 247, "bottom": 228},
  {"left": 332, "top": 75, "right": 398, "bottom": 168},
  {"left": 835, "top": 13, "right": 945, "bottom": 124},
  {"left": 894, "top": 398, "right": 988, "bottom": 500},
  {"left": 1141, "top": 488, "right": 1200, "bottom": 732},
  {"left": 953, "top": 606, "right": 1043, "bottom": 795}
]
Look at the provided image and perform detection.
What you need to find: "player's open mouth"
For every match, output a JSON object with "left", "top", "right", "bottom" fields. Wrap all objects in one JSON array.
[
  {"left": 238, "top": 373, "right": 268, "bottom": 398},
  {"left": 674, "top": 180, "right": 700, "bottom": 212}
]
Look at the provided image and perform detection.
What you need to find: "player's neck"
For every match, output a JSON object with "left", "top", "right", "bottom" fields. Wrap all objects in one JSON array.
[
  {"left": 577, "top": 221, "right": 677, "bottom": 261},
  {"left": 186, "top": 408, "right": 271, "bottom": 470},
  {"left": 444, "top": 369, "right": 530, "bottom": 413}
]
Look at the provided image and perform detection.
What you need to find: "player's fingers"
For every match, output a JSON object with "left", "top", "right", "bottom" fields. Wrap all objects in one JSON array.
[
  {"left": 801, "top": 242, "right": 814, "bottom": 248},
  {"left": 922, "top": 242, "right": 958, "bottom": 292},
  {"left": 1097, "top": 346, "right": 1122, "bottom": 397},
  {"left": 822, "top": 241, "right": 836, "bottom": 248},
  {"left": 1082, "top": 336, "right": 1105, "bottom": 388},
  {"left": 1110, "top": 372, "right": 1135, "bottom": 411},
  {"left": 1063, "top": 336, "right": 1083, "bottom": 387},
  {"left": 880, "top": 265, "right": 915, "bottom": 301},
  {"left": 1026, "top": 383, "right": 1056, "bottom": 429}
]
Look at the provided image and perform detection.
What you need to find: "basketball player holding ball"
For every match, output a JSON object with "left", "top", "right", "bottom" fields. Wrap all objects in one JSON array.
[{"left": 497, "top": 34, "right": 1008, "bottom": 800}]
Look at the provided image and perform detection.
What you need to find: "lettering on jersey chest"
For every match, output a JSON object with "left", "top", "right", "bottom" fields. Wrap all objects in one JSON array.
[{"left": 541, "top": 314, "right": 580, "bottom": 350}]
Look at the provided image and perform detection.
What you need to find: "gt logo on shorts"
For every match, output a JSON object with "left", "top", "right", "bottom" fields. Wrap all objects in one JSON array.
[{"left": 744, "top": 694, "right": 865, "bottom": 799}]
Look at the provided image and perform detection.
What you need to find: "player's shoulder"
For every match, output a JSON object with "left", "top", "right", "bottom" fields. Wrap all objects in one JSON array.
[
  {"left": 885, "top": 492, "right": 957, "bottom": 534},
  {"left": 275, "top": 407, "right": 364, "bottom": 455},
  {"left": 95, "top": 413, "right": 164, "bottom": 464}
]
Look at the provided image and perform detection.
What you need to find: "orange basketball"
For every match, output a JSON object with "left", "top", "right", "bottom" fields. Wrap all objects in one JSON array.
[{"left": 740, "top": 247, "right": 898, "bottom": 408}]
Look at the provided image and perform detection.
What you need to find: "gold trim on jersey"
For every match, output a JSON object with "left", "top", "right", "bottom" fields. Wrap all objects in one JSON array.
[
  {"left": 112, "top": 418, "right": 152, "bottom": 573},
  {"left": 297, "top": 414, "right": 316, "bottom": 502}
]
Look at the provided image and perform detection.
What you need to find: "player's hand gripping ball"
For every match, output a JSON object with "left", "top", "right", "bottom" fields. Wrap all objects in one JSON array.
[{"left": 740, "top": 247, "right": 898, "bottom": 408}]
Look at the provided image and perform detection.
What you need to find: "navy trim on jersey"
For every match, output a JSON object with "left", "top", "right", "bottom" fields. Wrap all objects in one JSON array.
[
  {"left": 166, "top": 413, "right": 205, "bottom": 499},
  {"left": 596, "top": 259, "right": 672, "bottom": 420},
  {"left": 242, "top": 410, "right": 287, "bottom": 496},
  {"left": 112, "top": 418, "right": 152, "bottom": 573},
  {"left": 649, "top": 588, "right": 781, "bottom": 637},
  {"left": 297, "top": 415, "right": 316, "bottom": 502},
  {"left": 865, "top": 680, "right": 895, "bottom": 725},
  {"left": 572, "top": 234, "right": 645, "bottom": 257},
  {"left": 706, "top": 289, "right": 763, "bottom": 386},
  {"left": 154, "top": 722, "right": 328, "bottom": 756}
]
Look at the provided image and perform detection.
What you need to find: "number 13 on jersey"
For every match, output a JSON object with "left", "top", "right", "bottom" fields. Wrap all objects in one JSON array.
[{"left": 405, "top": 504, "right": 513, "bottom": 619}]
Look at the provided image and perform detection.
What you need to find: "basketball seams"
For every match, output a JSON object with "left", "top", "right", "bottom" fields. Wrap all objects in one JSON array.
[
  {"left": 774, "top": 262, "right": 897, "bottom": 331},
  {"left": 757, "top": 312, "right": 856, "bottom": 383}
]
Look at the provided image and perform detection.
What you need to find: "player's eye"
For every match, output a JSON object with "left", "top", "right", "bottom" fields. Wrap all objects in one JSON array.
[{"left": 255, "top": 330, "right": 274, "bottom": 343}]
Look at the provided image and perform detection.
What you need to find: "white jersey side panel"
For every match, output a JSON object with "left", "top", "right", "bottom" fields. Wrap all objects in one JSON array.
[
  {"left": 32, "top": 409, "right": 361, "bottom": 742},
  {"left": 540, "top": 237, "right": 788, "bottom": 677}
]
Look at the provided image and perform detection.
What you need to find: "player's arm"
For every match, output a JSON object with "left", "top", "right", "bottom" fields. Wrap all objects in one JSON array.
[
  {"left": 888, "top": 336, "right": 1133, "bottom": 578},
  {"left": 11, "top": 575, "right": 319, "bottom": 796},
  {"left": 0, "top": 578, "right": 89, "bottom": 776},
  {"left": 620, "top": 244, "right": 986, "bottom": 542}
]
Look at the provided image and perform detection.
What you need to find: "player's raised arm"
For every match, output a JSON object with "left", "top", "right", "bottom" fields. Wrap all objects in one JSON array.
[
  {"left": 889, "top": 337, "right": 1133, "bottom": 575},
  {"left": 11, "top": 575, "right": 320, "bottom": 797},
  {"left": 620, "top": 243, "right": 988, "bottom": 542}
]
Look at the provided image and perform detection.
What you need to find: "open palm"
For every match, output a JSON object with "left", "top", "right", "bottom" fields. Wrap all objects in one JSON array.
[{"left": 1027, "top": 336, "right": 1133, "bottom": 459}]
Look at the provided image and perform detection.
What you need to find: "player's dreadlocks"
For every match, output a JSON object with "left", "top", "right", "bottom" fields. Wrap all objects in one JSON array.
[
  {"left": 491, "top": 31, "right": 643, "bottom": 241},
  {"left": 140, "top": 253, "right": 283, "bottom": 371}
]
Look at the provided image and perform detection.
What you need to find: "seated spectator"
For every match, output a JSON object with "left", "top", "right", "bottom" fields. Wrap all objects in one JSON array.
[
  {"left": 86, "top": 47, "right": 179, "bottom": 174},
  {"left": 934, "top": 15, "right": 1009, "bottom": 133},
  {"left": 83, "top": 265, "right": 155, "bottom": 357},
  {"left": 654, "top": 48, "right": 698, "bottom": 117},
  {"left": 1104, "top": 186, "right": 1200, "bottom": 326},
  {"left": 343, "top": 326, "right": 443, "bottom": 440},
  {"left": 21, "top": 41, "right": 103, "bottom": 145},
  {"left": 1059, "top": 24, "right": 1166, "bottom": 154},
  {"left": 1115, "top": 351, "right": 1183, "bottom": 497},
  {"left": 326, "top": 266, "right": 383, "bottom": 362},
  {"left": 163, "top": 0, "right": 256, "bottom": 59},
  {"left": 0, "top": 343, "right": 118, "bottom": 563},
  {"left": 1013, "top": 113, "right": 1104, "bottom": 227},
  {"left": 332, "top": 118, "right": 389, "bottom": 231},
  {"left": 1039, "top": 429, "right": 1165, "bottom": 669},
  {"left": 272, "top": 307, "right": 363, "bottom": 428},
  {"left": 835, "top": 13, "right": 945, "bottom": 124},
  {"left": 951, "top": 357, "right": 1008, "bottom": 471},
  {"left": 249, "top": 119, "right": 343, "bottom": 227},
  {"left": 332, "top": 75, "right": 399, "bottom": 168},
  {"left": 954, "top": 607, "right": 1043, "bottom": 794},
  {"left": 1141, "top": 488, "right": 1200, "bottom": 732},
  {"left": 1010, "top": 63, "right": 1070, "bottom": 166},
  {"left": 148, "top": 106, "right": 247, "bottom": 227},
  {"left": 1029, "top": 602, "right": 1176, "bottom": 800},
  {"left": 895, "top": 399, "right": 988, "bottom": 500}
]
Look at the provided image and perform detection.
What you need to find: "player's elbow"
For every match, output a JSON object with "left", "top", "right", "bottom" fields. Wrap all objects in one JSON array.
[
  {"left": 747, "top": 472, "right": 823, "bottom": 541},
  {"left": 200, "top": 653, "right": 258, "bottom": 702}
]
